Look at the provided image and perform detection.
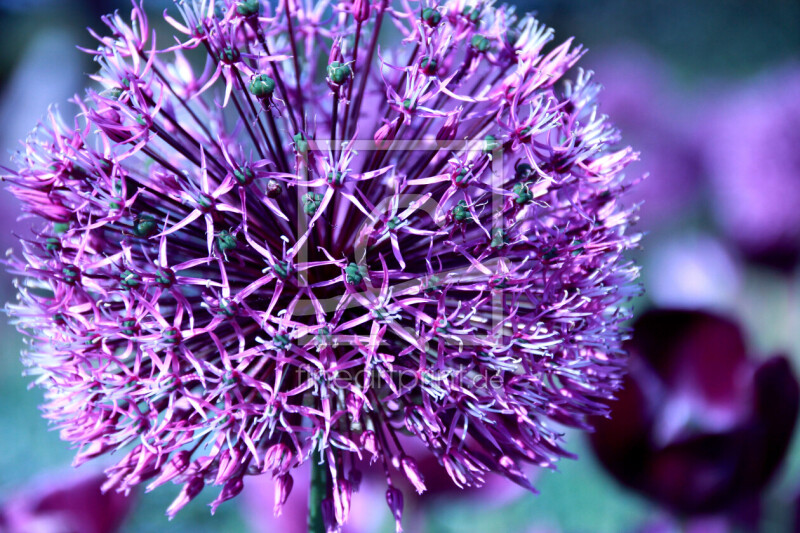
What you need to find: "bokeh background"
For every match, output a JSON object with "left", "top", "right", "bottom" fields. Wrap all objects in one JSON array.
[{"left": 0, "top": 1, "right": 799, "bottom": 532}]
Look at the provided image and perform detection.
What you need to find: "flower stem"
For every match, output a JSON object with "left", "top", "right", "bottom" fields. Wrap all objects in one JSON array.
[{"left": 308, "top": 449, "right": 327, "bottom": 533}]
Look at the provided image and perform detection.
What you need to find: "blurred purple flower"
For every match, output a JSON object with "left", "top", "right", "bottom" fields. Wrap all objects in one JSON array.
[
  {"left": 590, "top": 309, "right": 799, "bottom": 518},
  {"left": 643, "top": 233, "right": 740, "bottom": 311},
  {"left": 3, "top": 0, "right": 640, "bottom": 528},
  {"left": 701, "top": 66, "right": 800, "bottom": 270},
  {"left": 589, "top": 47, "right": 703, "bottom": 229},
  {"left": 0, "top": 472, "right": 133, "bottom": 533}
]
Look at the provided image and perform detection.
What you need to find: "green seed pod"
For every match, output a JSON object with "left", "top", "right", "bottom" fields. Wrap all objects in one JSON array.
[
  {"left": 155, "top": 268, "right": 175, "bottom": 288},
  {"left": 421, "top": 56, "right": 438, "bottom": 75},
  {"left": 484, "top": 134, "right": 500, "bottom": 153},
  {"left": 53, "top": 222, "right": 70, "bottom": 234},
  {"left": 421, "top": 7, "right": 442, "bottom": 27},
  {"left": 326, "top": 171, "right": 344, "bottom": 186},
  {"left": 327, "top": 61, "right": 352, "bottom": 86},
  {"left": 62, "top": 265, "right": 80, "bottom": 284},
  {"left": 293, "top": 132, "right": 309, "bottom": 154},
  {"left": 515, "top": 163, "right": 534, "bottom": 180},
  {"left": 120, "top": 269, "right": 141, "bottom": 289},
  {"left": 302, "top": 192, "right": 324, "bottom": 215},
  {"left": 217, "top": 231, "right": 238, "bottom": 252},
  {"left": 45, "top": 237, "right": 61, "bottom": 252},
  {"left": 423, "top": 275, "right": 441, "bottom": 293},
  {"left": 120, "top": 318, "right": 138, "bottom": 336},
  {"left": 217, "top": 298, "right": 238, "bottom": 317},
  {"left": 513, "top": 182, "right": 534, "bottom": 205},
  {"left": 454, "top": 168, "right": 470, "bottom": 186},
  {"left": 470, "top": 34, "right": 491, "bottom": 53},
  {"left": 236, "top": 0, "right": 260, "bottom": 17},
  {"left": 273, "top": 334, "right": 292, "bottom": 351},
  {"left": 249, "top": 74, "right": 276, "bottom": 99},
  {"left": 133, "top": 214, "right": 158, "bottom": 238},
  {"left": 234, "top": 166, "right": 255, "bottom": 186},
  {"left": 451, "top": 200, "right": 472, "bottom": 222},
  {"left": 344, "top": 262, "right": 367, "bottom": 285},
  {"left": 221, "top": 47, "right": 241, "bottom": 64},
  {"left": 162, "top": 327, "right": 181, "bottom": 345},
  {"left": 272, "top": 260, "right": 292, "bottom": 280},
  {"left": 490, "top": 228, "right": 507, "bottom": 248}
]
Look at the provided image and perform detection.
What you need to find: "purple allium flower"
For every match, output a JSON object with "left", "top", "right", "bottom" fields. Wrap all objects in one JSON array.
[
  {"left": 701, "top": 66, "right": 800, "bottom": 270},
  {"left": 0, "top": 471, "right": 133, "bottom": 533},
  {"left": 3, "top": 0, "right": 639, "bottom": 529},
  {"left": 590, "top": 310, "right": 799, "bottom": 519}
]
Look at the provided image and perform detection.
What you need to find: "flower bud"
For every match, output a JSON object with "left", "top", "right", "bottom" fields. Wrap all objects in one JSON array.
[
  {"left": 333, "top": 478, "right": 352, "bottom": 524},
  {"left": 385, "top": 486, "right": 404, "bottom": 532},
  {"left": 436, "top": 109, "right": 461, "bottom": 146},
  {"left": 210, "top": 476, "right": 244, "bottom": 514},
  {"left": 374, "top": 119, "right": 397, "bottom": 149},
  {"left": 352, "top": 0, "right": 370, "bottom": 22},
  {"left": 72, "top": 439, "right": 114, "bottom": 467},
  {"left": 274, "top": 473, "right": 293, "bottom": 515},
  {"left": 321, "top": 497, "right": 337, "bottom": 531},
  {"left": 147, "top": 450, "right": 192, "bottom": 492},
  {"left": 400, "top": 456, "right": 426, "bottom": 494},
  {"left": 263, "top": 443, "right": 293, "bottom": 473},
  {"left": 166, "top": 476, "right": 204, "bottom": 519},
  {"left": 361, "top": 430, "right": 379, "bottom": 461},
  {"left": 215, "top": 447, "right": 242, "bottom": 485},
  {"left": 349, "top": 469, "right": 363, "bottom": 491}
]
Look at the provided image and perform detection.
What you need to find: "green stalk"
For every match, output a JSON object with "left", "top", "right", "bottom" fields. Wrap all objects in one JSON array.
[{"left": 308, "top": 449, "right": 327, "bottom": 533}]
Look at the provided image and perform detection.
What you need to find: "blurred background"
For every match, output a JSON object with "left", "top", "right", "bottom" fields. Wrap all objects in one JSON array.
[{"left": 0, "top": 0, "right": 799, "bottom": 532}]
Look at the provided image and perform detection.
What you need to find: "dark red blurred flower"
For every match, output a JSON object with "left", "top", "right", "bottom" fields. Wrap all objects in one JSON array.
[
  {"left": 0, "top": 472, "right": 133, "bottom": 533},
  {"left": 590, "top": 309, "right": 799, "bottom": 517}
]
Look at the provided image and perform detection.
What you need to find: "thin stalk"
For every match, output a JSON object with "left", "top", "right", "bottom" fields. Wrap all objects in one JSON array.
[
  {"left": 307, "top": 449, "right": 327, "bottom": 533},
  {"left": 348, "top": 0, "right": 388, "bottom": 129},
  {"left": 284, "top": 0, "right": 306, "bottom": 130}
]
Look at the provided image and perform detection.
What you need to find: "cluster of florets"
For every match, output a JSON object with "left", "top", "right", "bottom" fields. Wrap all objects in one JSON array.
[{"left": 4, "top": 0, "right": 639, "bottom": 530}]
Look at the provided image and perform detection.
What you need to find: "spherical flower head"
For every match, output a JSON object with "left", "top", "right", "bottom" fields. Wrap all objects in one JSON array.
[{"left": 3, "top": 0, "right": 640, "bottom": 530}]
